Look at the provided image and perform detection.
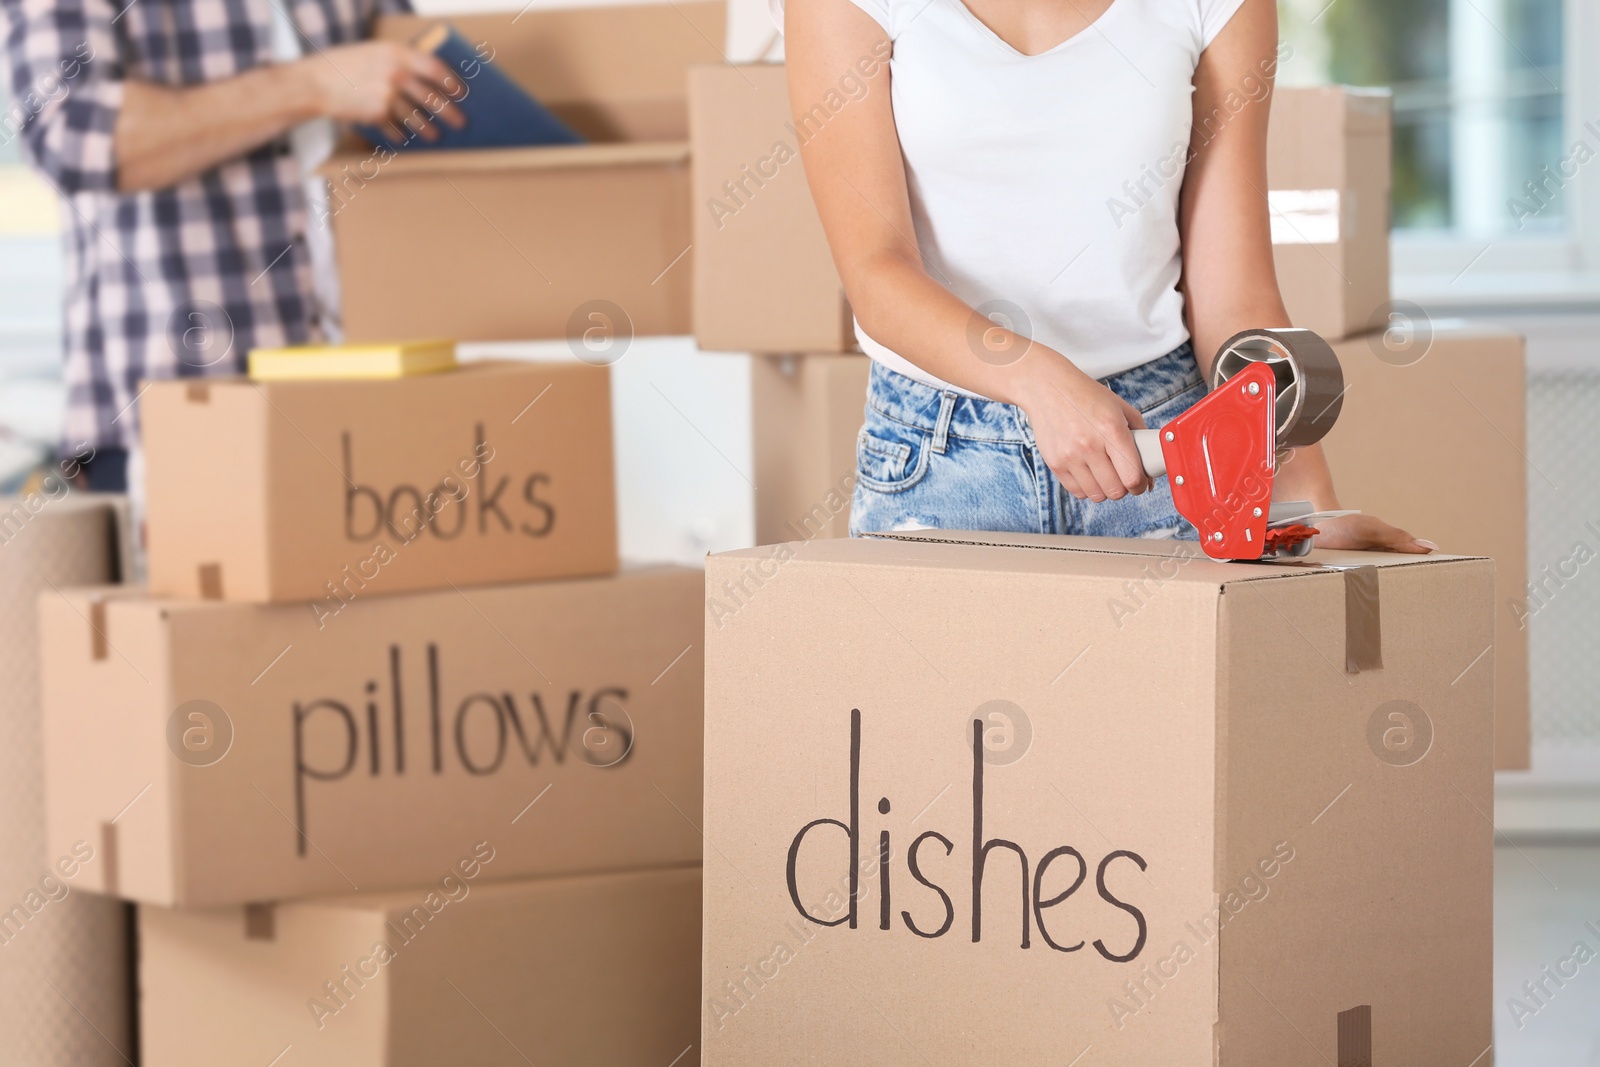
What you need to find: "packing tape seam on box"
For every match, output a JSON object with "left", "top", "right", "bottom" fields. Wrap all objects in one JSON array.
[
  {"left": 84, "top": 588, "right": 146, "bottom": 659},
  {"left": 1230, "top": 561, "right": 1386, "bottom": 673},
  {"left": 869, "top": 532, "right": 1201, "bottom": 565},
  {"left": 1342, "top": 567, "right": 1383, "bottom": 673},
  {"left": 1338, "top": 1003, "right": 1374, "bottom": 1066},
  {"left": 100, "top": 821, "right": 118, "bottom": 895},
  {"left": 244, "top": 904, "right": 276, "bottom": 941},
  {"left": 89, "top": 600, "right": 108, "bottom": 660},
  {"left": 197, "top": 563, "right": 224, "bottom": 600}
]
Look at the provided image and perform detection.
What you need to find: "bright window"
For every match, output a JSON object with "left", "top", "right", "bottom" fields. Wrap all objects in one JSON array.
[{"left": 1280, "top": 0, "right": 1566, "bottom": 236}]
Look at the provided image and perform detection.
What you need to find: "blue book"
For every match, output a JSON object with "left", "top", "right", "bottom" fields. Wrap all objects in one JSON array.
[{"left": 356, "top": 24, "right": 585, "bottom": 152}]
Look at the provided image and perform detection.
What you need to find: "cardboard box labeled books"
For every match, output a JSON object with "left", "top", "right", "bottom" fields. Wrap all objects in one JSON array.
[
  {"left": 1320, "top": 324, "right": 1530, "bottom": 768},
  {"left": 140, "top": 866, "right": 701, "bottom": 1066},
  {"left": 689, "top": 70, "right": 1388, "bottom": 351},
  {"left": 329, "top": 3, "right": 726, "bottom": 343},
  {"left": 752, "top": 353, "right": 868, "bottom": 543},
  {"left": 143, "top": 359, "right": 617, "bottom": 603},
  {"left": 1266, "top": 86, "right": 1393, "bottom": 341},
  {"left": 691, "top": 64, "right": 854, "bottom": 353},
  {"left": 41, "top": 568, "right": 702, "bottom": 906},
  {"left": 704, "top": 533, "right": 1493, "bottom": 1065}
]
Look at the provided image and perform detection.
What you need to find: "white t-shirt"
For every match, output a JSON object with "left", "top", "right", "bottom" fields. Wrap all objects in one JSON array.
[{"left": 772, "top": 0, "right": 1248, "bottom": 394}]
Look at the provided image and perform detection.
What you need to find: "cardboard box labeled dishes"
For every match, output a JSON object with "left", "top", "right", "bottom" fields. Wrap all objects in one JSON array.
[
  {"left": 1320, "top": 324, "right": 1530, "bottom": 768},
  {"left": 752, "top": 353, "right": 868, "bottom": 543},
  {"left": 143, "top": 359, "right": 617, "bottom": 603},
  {"left": 41, "top": 568, "right": 702, "bottom": 906},
  {"left": 1266, "top": 87, "right": 1392, "bottom": 341},
  {"left": 140, "top": 866, "right": 701, "bottom": 1067},
  {"left": 704, "top": 533, "right": 1493, "bottom": 1065},
  {"left": 329, "top": 3, "right": 726, "bottom": 343},
  {"left": 690, "top": 63, "right": 854, "bottom": 353}
]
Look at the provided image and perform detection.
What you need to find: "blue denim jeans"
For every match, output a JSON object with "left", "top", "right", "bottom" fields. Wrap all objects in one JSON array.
[{"left": 849, "top": 344, "right": 1204, "bottom": 540}]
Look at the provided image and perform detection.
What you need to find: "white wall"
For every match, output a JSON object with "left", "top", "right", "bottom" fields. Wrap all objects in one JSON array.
[{"left": 459, "top": 339, "right": 755, "bottom": 567}]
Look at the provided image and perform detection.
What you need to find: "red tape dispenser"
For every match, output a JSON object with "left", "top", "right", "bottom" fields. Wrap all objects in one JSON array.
[{"left": 1132, "top": 328, "right": 1346, "bottom": 562}]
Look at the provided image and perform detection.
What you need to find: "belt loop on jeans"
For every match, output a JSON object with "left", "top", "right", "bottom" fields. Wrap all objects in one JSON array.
[{"left": 932, "top": 391, "right": 957, "bottom": 454}]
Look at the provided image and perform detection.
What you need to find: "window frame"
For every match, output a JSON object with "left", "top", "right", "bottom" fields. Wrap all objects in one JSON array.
[{"left": 1393, "top": 0, "right": 1600, "bottom": 308}]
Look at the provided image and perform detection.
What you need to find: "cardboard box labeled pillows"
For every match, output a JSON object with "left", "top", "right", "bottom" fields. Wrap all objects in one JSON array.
[
  {"left": 1320, "top": 324, "right": 1530, "bottom": 768},
  {"left": 752, "top": 353, "right": 868, "bottom": 543},
  {"left": 143, "top": 359, "right": 617, "bottom": 603},
  {"left": 140, "top": 866, "right": 701, "bottom": 1067},
  {"left": 691, "top": 64, "right": 855, "bottom": 353},
  {"left": 704, "top": 533, "right": 1494, "bottom": 1065},
  {"left": 329, "top": 3, "right": 726, "bottom": 343},
  {"left": 41, "top": 567, "right": 703, "bottom": 906},
  {"left": 690, "top": 70, "right": 1389, "bottom": 351},
  {"left": 1266, "top": 86, "right": 1392, "bottom": 341}
]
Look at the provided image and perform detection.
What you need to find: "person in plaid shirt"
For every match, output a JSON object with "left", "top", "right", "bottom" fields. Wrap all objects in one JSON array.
[{"left": 2, "top": 0, "right": 463, "bottom": 489}]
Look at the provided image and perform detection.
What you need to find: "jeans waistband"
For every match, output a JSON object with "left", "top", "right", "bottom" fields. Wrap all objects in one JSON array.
[{"left": 865, "top": 343, "right": 1199, "bottom": 444}]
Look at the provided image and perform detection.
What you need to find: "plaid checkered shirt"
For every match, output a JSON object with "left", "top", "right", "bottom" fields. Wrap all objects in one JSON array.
[{"left": 3, "top": 0, "right": 407, "bottom": 452}]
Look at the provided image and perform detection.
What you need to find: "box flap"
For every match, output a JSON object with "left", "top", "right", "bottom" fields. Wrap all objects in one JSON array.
[
  {"left": 323, "top": 140, "right": 688, "bottom": 178},
  {"left": 857, "top": 524, "right": 1478, "bottom": 575},
  {"left": 151, "top": 358, "right": 591, "bottom": 395},
  {"left": 710, "top": 533, "right": 1487, "bottom": 643},
  {"left": 374, "top": 3, "right": 726, "bottom": 143},
  {"left": 93, "top": 562, "right": 691, "bottom": 620}
]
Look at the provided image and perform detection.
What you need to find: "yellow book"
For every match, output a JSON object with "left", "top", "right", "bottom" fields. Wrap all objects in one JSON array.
[{"left": 247, "top": 341, "right": 457, "bottom": 381}]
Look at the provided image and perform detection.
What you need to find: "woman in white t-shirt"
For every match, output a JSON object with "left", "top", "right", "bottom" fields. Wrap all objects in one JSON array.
[{"left": 782, "top": 0, "right": 1431, "bottom": 550}]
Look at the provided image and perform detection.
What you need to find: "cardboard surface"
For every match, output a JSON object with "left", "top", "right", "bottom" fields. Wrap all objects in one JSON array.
[
  {"left": 140, "top": 865, "right": 702, "bottom": 1066},
  {"left": 751, "top": 353, "right": 868, "bottom": 543},
  {"left": 1320, "top": 325, "right": 1531, "bottom": 769},
  {"left": 1266, "top": 87, "right": 1393, "bottom": 342},
  {"left": 143, "top": 359, "right": 617, "bottom": 603},
  {"left": 330, "top": 4, "right": 726, "bottom": 342},
  {"left": 40, "top": 567, "right": 703, "bottom": 906},
  {"left": 703, "top": 534, "right": 1494, "bottom": 1064},
  {"left": 690, "top": 64, "right": 855, "bottom": 354}
]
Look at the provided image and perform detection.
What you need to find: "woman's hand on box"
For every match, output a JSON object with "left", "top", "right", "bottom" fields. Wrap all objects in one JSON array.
[
  {"left": 311, "top": 42, "right": 467, "bottom": 142},
  {"left": 1313, "top": 513, "right": 1437, "bottom": 554}
]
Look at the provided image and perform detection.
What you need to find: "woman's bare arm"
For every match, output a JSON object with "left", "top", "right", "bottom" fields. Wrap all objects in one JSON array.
[
  {"left": 1178, "top": 0, "right": 1428, "bottom": 551},
  {"left": 785, "top": 0, "right": 1150, "bottom": 502}
]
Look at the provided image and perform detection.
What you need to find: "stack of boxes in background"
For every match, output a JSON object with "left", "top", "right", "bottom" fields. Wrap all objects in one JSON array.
[
  {"left": 689, "top": 68, "right": 1531, "bottom": 771},
  {"left": 1266, "top": 88, "right": 1533, "bottom": 771},
  {"left": 690, "top": 64, "right": 869, "bottom": 545},
  {"left": 38, "top": 360, "right": 704, "bottom": 1064}
]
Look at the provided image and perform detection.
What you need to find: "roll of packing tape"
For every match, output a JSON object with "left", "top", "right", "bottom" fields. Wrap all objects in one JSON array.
[
  {"left": 0, "top": 493, "right": 133, "bottom": 1067},
  {"left": 1210, "top": 328, "right": 1344, "bottom": 447}
]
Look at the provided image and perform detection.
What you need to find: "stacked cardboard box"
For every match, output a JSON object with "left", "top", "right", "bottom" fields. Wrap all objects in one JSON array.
[
  {"left": 1319, "top": 325, "right": 1530, "bottom": 768},
  {"left": 703, "top": 532, "right": 1497, "bottom": 1064},
  {"left": 41, "top": 360, "right": 704, "bottom": 1064},
  {"left": 688, "top": 65, "right": 869, "bottom": 545},
  {"left": 750, "top": 354, "right": 868, "bottom": 544},
  {"left": 328, "top": 3, "right": 727, "bottom": 344},
  {"left": 689, "top": 67, "right": 1530, "bottom": 767},
  {"left": 1264, "top": 89, "right": 1529, "bottom": 769}
]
